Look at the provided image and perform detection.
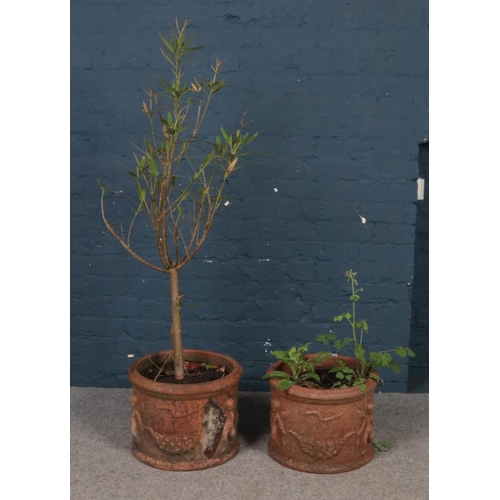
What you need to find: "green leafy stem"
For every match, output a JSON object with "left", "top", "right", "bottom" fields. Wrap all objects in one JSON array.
[{"left": 263, "top": 270, "right": 416, "bottom": 392}]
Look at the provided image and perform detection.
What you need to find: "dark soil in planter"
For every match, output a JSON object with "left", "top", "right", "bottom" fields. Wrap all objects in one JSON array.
[
  {"left": 315, "top": 368, "right": 358, "bottom": 389},
  {"left": 142, "top": 362, "right": 229, "bottom": 384}
]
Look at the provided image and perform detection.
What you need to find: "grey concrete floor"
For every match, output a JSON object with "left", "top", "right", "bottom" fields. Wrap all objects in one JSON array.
[{"left": 71, "top": 388, "right": 428, "bottom": 500}]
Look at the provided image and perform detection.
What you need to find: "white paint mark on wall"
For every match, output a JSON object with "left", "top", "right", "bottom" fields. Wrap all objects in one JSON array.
[
  {"left": 258, "top": 258, "right": 270, "bottom": 262},
  {"left": 203, "top": 260, "right": 213, "bottom": 263},
  {"left": 274, "top": 188, "right": 278, "bottom": 192},
  {"left": 264, "top": 339, "right": 272, "bottom": 355},
  {"left": 127, "top": 354, "right": 135, "bottom": 358},
  {"left": 358, "top": 214, "right": 367, "bottom": 224},
  {"left": 224, "top": 201, "right": 230, "bottom": 206},
  {"left": 417, "top": 178, "right": 425, "bottom": 200}
]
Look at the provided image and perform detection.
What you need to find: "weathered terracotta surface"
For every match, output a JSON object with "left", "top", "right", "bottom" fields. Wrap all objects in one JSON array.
[
  {"left": 128, "top": 349, "right": 243, "bottom": 471},
  {"left": 267, "top": 355, "right": 378, "bottom": 474}
]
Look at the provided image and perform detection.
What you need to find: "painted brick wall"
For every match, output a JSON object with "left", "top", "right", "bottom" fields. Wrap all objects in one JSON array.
[
  {"left": 408, "top": 142, "right": 429, "bottom": 391},
  {"left": 71, "top": 0, "right": 429, "bottom": 391}
]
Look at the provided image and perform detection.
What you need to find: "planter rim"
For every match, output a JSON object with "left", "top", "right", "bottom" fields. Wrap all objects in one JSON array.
[
  {"left": 128, "top": 349, "right": 243, "bottom": 400},
  {"left": 266, "top": 354, "right": 378, "bottom": 404}
]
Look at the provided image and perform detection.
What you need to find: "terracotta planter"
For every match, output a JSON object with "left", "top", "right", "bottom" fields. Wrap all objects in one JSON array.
[
  {"left": 128, "top": 349, "right": 243, "bottom": 471},
  {"left": 266, "top": 355, "right": 378, "bottom": 474}
]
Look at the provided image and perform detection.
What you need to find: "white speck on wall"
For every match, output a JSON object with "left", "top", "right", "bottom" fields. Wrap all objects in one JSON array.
[
  {"left": 274, "top": 188, "right": 278, "bottom": 192},
  {"left": 258, "top": 258, "right": 270, "bottom": 262},
  {"left": 224, "top": 201, "right": 230, "bottom": 206},
  {"left": 264, "top": 339, "right": 272, "bottom": 355},
  {"left": 203, "top": 260, "right": 213, "bottom": 263},
  {"left": 358, "top": 214, "right": 367, "bottom": 224},
  {"left": 127, "top": 354, "right": 134, "bottom": 358}
]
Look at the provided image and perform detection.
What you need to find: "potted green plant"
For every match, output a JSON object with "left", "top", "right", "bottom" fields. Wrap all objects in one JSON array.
[
  {"left": 99, "top": 18, "right": 258, "bottom": 471},
  {"left": 263, "top": 270, "right": 415, "bottom": 473}
]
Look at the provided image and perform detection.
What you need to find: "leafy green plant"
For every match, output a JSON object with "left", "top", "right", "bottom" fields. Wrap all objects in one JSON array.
[
  {"left": 264, "top": 270, "right": 415, "bottom": 391},
  {"left": 99, "top": 18, "right": 258, "bottom": 380},
  {"left": 262, "top": 344, "right": 329, "bottom": 390}
]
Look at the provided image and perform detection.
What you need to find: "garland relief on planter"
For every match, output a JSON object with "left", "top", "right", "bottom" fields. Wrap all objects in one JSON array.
[{"left": 267, "top": 355, "right": 377, "bottom": 474}]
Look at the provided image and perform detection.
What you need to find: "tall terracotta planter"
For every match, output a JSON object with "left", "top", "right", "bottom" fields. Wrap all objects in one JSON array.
[
  {"left": 128, "top": 349, "right": 243, "bottom": 471},
  {"left": 266, "top": 355, "right": 378, "bottom": 474}
]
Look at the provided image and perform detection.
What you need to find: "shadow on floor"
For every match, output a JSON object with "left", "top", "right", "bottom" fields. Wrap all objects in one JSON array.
[{"left": 237, "top": 392, "right": 271, "bottom": 444}]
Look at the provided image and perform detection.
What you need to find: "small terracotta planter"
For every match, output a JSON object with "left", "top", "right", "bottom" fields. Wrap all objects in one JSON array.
[
  {"left": 266, "top": 355, "right": 378, "bottom": 474},
  {"left": 128, "top": 349, "right": 243, "bottom": 471}
]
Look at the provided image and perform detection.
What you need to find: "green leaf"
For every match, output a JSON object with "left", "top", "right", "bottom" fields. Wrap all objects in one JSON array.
[
  {"left": 408, "top": 348, "right": 416, "bottom": 357},
  {"left": 137, "top": 185, "right": 146, "bottom": 203},
  {"left": 243, "top": 132, "right": 258, "bottom": 145},
  {"left": 395, "top": 347, "right": 406, "bottom": 357},
  {"left": 297, "top": 343, "right": 311, "bottom": 354},
  {"left": 354, "top": 343, "right": 366, "bottom": 363},
  {"left": 316, "top": 333, "right": 334, "bottom": 345},
  {"left": 220, "top": 127, "right": 230, "bottom": 142},
  {"left": 388, "top": 362, "right": 401, "bottom": 374},
  {"left": 179, "top": 191, "right": 190, "bottom": 203},
  {"left": 159, "top": 33, "right": 175, "bottom": 54},
  {"left": 269, "top": 350, "right": 289, "bottom": 361},
  {"left": 262, "top": 371, "right": 292, "bottom": 380},
  {"left": 334, "top": 337, "right": 353, "bottom": 351},
  {"left": 201, "top": 153, "right": 214, "bottom": 169},
  {"left": 373, "top": 440, "right": 393, "bottom": 452},
  {"left": 306, "top": 372, "right": 320, "bottom": 383},
  {"left": 149, "top": 157, "right": 158, "bottom": 178},
  {"left": 277, "top": 379, "right": 295, "bottom": 391},
  {"left": 350, "top": 294, "right": 360, "bottom": 302},
  {"left": 354, "top": 320, "right": 369, "bottom": 332}
]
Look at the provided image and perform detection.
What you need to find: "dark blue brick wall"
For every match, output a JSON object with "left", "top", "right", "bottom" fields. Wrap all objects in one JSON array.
[
  {"left": 71, "top": 0, "right": 429, "bottom": 391},
  {"left": 408, "top": 142, "right": 429, "bottom": 391}
]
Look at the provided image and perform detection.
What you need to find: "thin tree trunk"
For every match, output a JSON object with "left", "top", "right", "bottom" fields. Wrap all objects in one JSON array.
[{"left": 169, "top": 268, "right": 184, "bottom": 380}]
